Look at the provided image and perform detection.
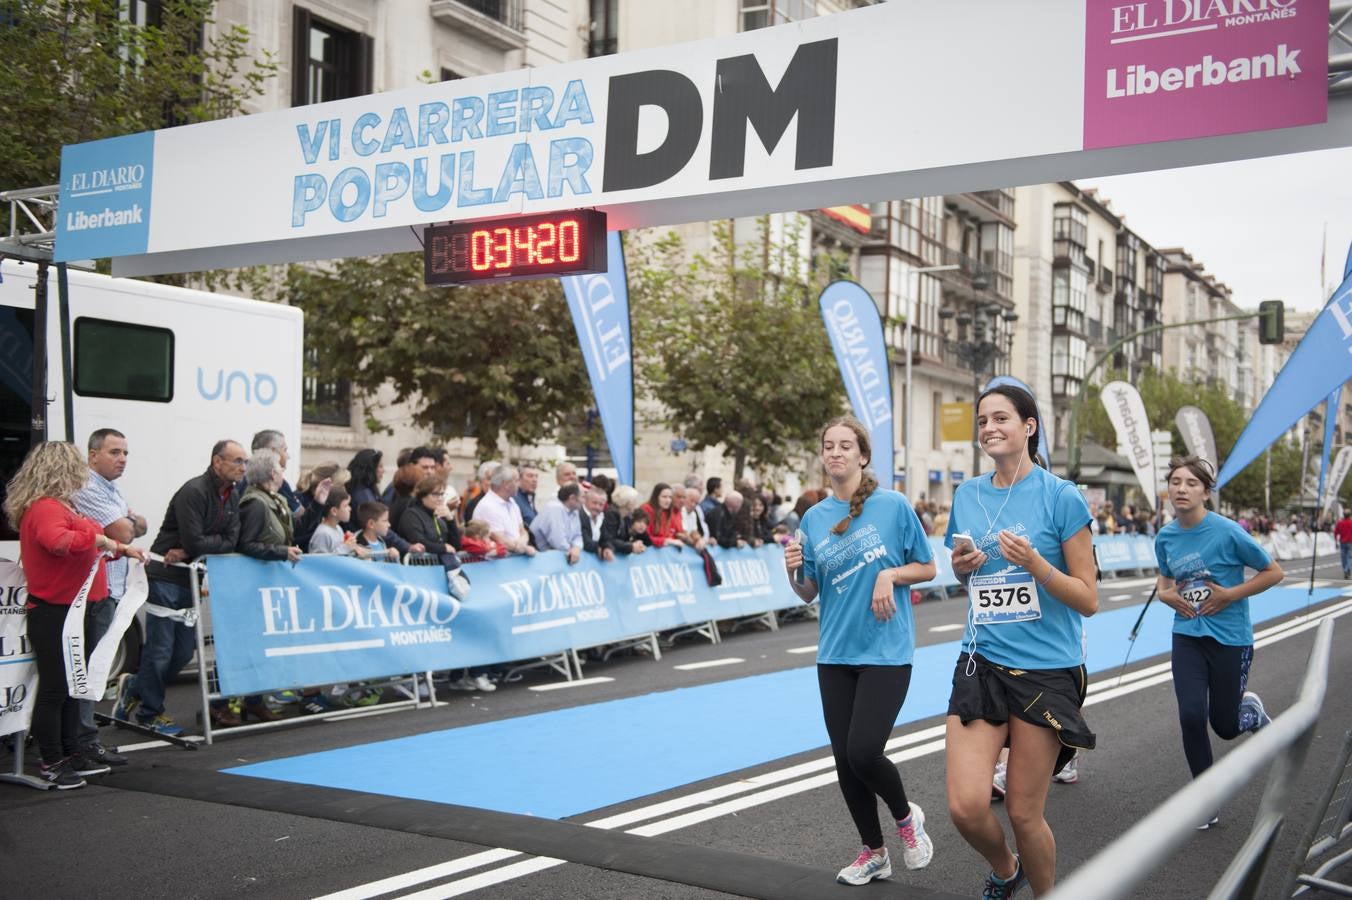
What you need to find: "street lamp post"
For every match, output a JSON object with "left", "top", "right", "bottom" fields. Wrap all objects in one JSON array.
[
  {"left": 937, "top": 285, "right": 1018, "bottom": 478},
  {"left": 903, "top": 264, "right": 959, "bottom": 496}
]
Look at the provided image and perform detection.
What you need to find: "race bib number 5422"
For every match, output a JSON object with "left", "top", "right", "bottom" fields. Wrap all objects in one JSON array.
[{"left": 968, "top": 571, "right": 1041, "bottom": 625}]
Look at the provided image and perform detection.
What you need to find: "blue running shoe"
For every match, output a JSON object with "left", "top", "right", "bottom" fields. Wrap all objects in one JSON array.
[
  {"left": 136, "top": 713, "right": 184, "bottom": 737},
  {"left": 982, "top": 856, "right": 1026, "bottom": 898},
  {"left": 112, "top": 673, "right": 139, "bottom": 721},
  {"left": 836, "top": 846, "right": 892, "bottom": 885},
  {"left": 1240, "top": 691, "right": 1271, "bottom": 732}
]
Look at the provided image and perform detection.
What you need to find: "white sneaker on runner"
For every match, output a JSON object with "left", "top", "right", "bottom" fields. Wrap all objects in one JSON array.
[
  {"left": 836, "top": 846, "right": 892, "bottom": 885},
  {"left": 472, "top": 674, "right": 497, "bottom": 693},
  {"left": 897, "top": 802, "right": 934, "bottom": 870},
  {"left": 1053, "top": 753, "right": 1079, "bottom": 784},
  {"left": 992, "top": 760, "right": 1007, "bottom": 801}
]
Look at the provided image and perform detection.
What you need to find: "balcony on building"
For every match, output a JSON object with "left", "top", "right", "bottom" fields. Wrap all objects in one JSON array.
[
  {"left": 1097, "top": 264, "right": 1114, "bottom": 293},
  {"left": 932, "top": 245, "right": 1010, "bottom": 302},
  {"left": 430, "top": 0, "right": 526, "bottom": 49},
  {"left": 949, "top": 190, "right": 1016, "bottom": 226}
]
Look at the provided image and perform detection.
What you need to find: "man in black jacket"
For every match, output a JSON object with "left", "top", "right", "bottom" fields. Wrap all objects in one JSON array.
[
  {"left": 706, "top": 489, "right": 748, "bottom": 550},
  {"left": 114, "top": 440, "right": 245, "bottom": 736},
  {"left": 579, "top": 486, "right": 621, "bottom": 561}
]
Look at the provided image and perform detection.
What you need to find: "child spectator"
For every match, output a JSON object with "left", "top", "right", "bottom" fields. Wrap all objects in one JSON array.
[
  {"left": 354, "top": 500, "right": 406, "bottom": 561},
  {"left": 461, "top": 519, "right": 507, "bottom": 559},
  {"left": 628, "top": 507, "right": 655, "bottom": 549},
  {"left": 308, "top": 486, "right": 365, "bottom": 557}
]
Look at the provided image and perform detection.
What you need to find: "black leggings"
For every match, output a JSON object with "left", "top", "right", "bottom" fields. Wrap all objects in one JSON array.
[
  {"left": 28, "top": 599, "right": 98, "bottom": 765},
  {"left": 818, "top": 664, "right": 912, "bottom": 849},
  {"left": 1171, "top": 633, "right": 1253, "bottom": 777}
]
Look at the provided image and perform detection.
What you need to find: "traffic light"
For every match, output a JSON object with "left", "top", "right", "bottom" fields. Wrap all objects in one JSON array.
[{"left": 1257, "top": 300, "right": 1284, "bottom": 345}]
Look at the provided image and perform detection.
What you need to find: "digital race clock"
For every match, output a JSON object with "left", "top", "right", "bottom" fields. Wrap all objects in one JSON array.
[{"left": 423, "top": 210, "right": 608, "bottom": 285}]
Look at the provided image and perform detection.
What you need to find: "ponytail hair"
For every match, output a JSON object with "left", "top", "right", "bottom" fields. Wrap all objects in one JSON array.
[
  {"left": 832, "top": 471, "right": 878, "bottom": 535},
  {"left": 977, "top": 384, "right": 1047, "bottom": 469},
  {"left": 820, "top": 415, "right": 880, "bottom": 535}
]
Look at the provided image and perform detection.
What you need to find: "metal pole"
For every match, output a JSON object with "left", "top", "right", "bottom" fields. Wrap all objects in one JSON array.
[{"left": 903, "top": 264, "right": 958, "bottom": 497}]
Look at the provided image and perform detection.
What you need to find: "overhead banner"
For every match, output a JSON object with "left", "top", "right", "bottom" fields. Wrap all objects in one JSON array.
[
  {"left": 0, "top": 562, "right": 36, "bottom": 739},
  {"left": 1324, "top": 446, "right": 1352, "bottom": 513},
  {"left": 561, "top": 231, "right": 633, "bottom": 485},
  {"left": 818, "top": 281, "right": 892, "bottom": 481},
  {"left": 1102, "top": 380, "right": 1158, "bottom": 503},
  {"left": 984, "top": 375, "right": 1053, "bottom": 467},
  {"left": 1174, "top": 405, "right": 1217, "bottom": 470},
  {"left": 52, "top": 1, "right": 1328, "bottom": 275},
  {"left": 206, "top": 545, "right": 798, "bottom": 696},
  {"left": 1217, "top": 261, "right": 1352, "bottom": 490}
]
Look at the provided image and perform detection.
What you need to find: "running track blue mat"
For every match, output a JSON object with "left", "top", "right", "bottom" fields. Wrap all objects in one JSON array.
[{"left": 223, "top": 586, "right": 1345, "bottom": 818}]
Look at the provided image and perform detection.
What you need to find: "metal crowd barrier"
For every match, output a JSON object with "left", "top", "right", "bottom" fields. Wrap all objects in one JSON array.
[
  {"left": 1047, "top": 617, "right": 1336, "bottom": 900},
  {"left": 1284, "top": 728, "right": 1352, "bottom": 896}
]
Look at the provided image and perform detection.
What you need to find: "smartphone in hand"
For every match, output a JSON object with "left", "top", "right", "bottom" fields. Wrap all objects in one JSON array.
[{"left": 952, "top": 533, "right": 976, "bottom": 556}]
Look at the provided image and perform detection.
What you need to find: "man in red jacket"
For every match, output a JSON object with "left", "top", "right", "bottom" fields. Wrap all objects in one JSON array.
[{"left": 1336, "top": 509, "right": 1352, "bottom": 580}]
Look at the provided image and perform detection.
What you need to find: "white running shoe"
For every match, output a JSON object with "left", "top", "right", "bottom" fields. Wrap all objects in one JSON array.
[
  {"left": 992, "top": 760, "right": 1007, "bottom": 801},
  {"left": 1053, "top": 753, "right": 1079, "bottom": 784},
  {"left": 897, "top": 802, "right": 934, "bottom": 870},
  {"left": 836, "top": 846, "right": 892, "bottom": 885},
  {"left": 472, "top": 674, "right": 497, "bottom": 693},
  {"left": 1196, "top": 813, "right": 1220, "bottom": 831}
]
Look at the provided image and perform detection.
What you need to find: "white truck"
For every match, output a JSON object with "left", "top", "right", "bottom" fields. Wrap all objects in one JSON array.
[{"left": 0, "top": 258, "right": 303, "bottom": 667}]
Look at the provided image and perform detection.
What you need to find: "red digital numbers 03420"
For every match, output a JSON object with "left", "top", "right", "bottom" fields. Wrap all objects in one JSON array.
[{"left": 446, "top": 219, "right": 581, "bottom": 273}]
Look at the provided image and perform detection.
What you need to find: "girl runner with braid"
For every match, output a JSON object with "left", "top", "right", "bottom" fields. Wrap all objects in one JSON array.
[
  {"left": 783, "top": 416, "right": 938, "bottom": 886},
  {"left": 945, "top": 384, "right": 1099, "bottom": 898}
]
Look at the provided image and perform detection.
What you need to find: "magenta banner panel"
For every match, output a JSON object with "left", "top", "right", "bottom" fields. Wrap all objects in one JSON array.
[{"left": 1084, "top": 0, "right": 1328, "bottom": 150}]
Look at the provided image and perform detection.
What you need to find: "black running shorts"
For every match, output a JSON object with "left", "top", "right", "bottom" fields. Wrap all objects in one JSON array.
[{"left": 948, "top": 652, "right": 1095, "bottom": 774}]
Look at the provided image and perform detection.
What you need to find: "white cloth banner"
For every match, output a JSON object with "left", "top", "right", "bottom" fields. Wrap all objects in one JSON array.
[
  {"left": 1323, "top": 446, "right": 1352, "bottom": 514},
  {"left": 63, "top": 558, "right": 149, "bottom": 701},
  {"left": 0, "top": 562, "right": 37, "bottom": 738},
  {"left": 1102, "top": 381, "right": 1158, "bottom": 506}
]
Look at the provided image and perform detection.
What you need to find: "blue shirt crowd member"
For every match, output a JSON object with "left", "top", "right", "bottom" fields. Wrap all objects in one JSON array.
[
  {"left": 800, "top": 489, "right": 933, "bottom": 666},
  {"left": 945, "top": 464, "right": 1092, "bottom": 670},
  {"left": 1155, "top": 511, "right": 1272, "bottom": 646},
  {"left": 1155, "top": 456, "right": 1283, "bottom": 794},
  {"left": 784, "top": 416, "right": 938, "bottom": 886}
]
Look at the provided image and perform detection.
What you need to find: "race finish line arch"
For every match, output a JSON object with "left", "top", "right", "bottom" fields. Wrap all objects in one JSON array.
[{"left": 54, "top": 1, "right": 1350, "bottom": 276}]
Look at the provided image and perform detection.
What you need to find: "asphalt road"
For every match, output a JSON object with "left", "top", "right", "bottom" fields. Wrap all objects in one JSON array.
[{"left": 5, "top": 557, "right": 1350, "bottom": 900}]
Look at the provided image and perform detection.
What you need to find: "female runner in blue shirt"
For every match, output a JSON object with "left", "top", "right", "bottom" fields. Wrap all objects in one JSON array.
[
  {"left": 1155, "top": 456, "right": 1282, "bottom": 829},
  {"left": 946, "top": 384, "right": 1099, "bottom": 898},
  {"left": 783, "top": 415, "right": 938, "bottom": 886}
]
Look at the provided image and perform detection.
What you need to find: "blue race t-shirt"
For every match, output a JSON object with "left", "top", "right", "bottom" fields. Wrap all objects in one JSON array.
[
  {"left": 944, "top": 465, "right": 1092, "bottom": 669},
  {"left": 800, "top": 488, "right": 933, "bottom": 666},
  {"left": 1155, "top": 511, "right": 1272, "bottom": 646}
]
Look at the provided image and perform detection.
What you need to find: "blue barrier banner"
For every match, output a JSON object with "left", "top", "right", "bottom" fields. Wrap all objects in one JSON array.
[
  {"left": 1217, "top": 252, "right": 1352, "bottom": 489},
  {"left": 208, "top": 545, "right": 799, "bottom": 695},
  {"left": 1090, "top": 534, "right": 1159, "bottom": 572},
  {"left": 561, "top": 231, "right": 634, "bottom": 486},
  {"left": 819, "top": 281, "right": 893, "bottom": 483}
]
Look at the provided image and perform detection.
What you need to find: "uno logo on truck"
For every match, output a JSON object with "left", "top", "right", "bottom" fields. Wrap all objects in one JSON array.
[{"left": 197, "top": 368, "right": 279, "bottom": 406}]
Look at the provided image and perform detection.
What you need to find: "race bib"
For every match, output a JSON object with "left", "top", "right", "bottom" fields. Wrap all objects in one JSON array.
[
  {"left": 1180, "top": 581, "right": 1211, "bottom": 613},
  {"left": 969, "top": 571, "right": 1041, "bottom": 625}
]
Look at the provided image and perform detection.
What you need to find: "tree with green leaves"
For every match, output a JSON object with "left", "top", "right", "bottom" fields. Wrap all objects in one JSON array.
[
  {"left": 1, "top": 0, "right": 275, "bottom": 193},
  {"left": 1079, "top": 368, "right": 1305, "bottom": 513},
  {"left": 628, "top": 218, "right": 845, "bottom": 481},
  {"left": 286, "top": 252, "right": 593, "bottom": 460}
]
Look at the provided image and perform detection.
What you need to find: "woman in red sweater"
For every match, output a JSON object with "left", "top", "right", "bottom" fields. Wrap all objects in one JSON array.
[
  {"left": 640, "top": 483, "right": 683, "bottom": 548},
  {"left": 4, "top": 442, "right": 145, "bottom": 789}
]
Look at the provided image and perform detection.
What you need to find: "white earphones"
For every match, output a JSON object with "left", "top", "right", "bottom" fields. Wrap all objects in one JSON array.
[{"left": 1025, "top": 424, "right": 1033, "bottom": 436}]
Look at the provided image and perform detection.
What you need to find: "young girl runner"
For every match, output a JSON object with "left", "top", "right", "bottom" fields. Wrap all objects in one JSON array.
[
  {"left": 1155, "top": 456, "right": 1283, "bottom": 829},
  {"left": 946, "top": 385, "right": 1099, "bottom": 898},
  {"left": 783, "top": 416, "right": 938, "bottom": 886}
]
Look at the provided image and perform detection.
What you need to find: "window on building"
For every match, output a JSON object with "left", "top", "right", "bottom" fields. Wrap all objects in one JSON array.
[
  {"left": 292, "top": 7, "right": 373, "bottom": 107},
  {"left": 74, "top": 318, "right": 174, "bottom": 403},
  {"left": 589, "top": 0, "right": 618, "bottom": 56},
  {"left": 1053, "top": 203, "right": 1088, "bottom": 247},
  {"left": 121, "top": 0, "right": 164, "bottom": 28},
  {"left": 932, "top": 391, "right": 944, "bottom": 450},
  {"left": 440, "top": 67, "right": 463, "bottom": 81},
  {"left": 741, "top": 0, "right": 817, "bottom": 31},
  {"left": 302, "top": 347, "right": 351, "bottom": 427}
]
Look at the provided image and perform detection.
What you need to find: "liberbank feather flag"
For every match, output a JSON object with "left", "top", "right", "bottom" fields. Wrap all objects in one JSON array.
[
  {"left": 1217, "top": 267, "right": 1352, "bottom": 490},
  {"left": 1324, "top": 446, "right": 1352, "bottom": 514},
  {"left": 819, "top": 281, "right": 892, "bottom": 482},
  {"left": 561, "top": 231, "right": 634, "bottom": 486},
  {"left": 1102, "top": 381, "right": 1157, "bottom": 503},
  {"left": 1317, "top": 385, "right": 1343, "bottom": 503},
  {"left": 984, "top": 375, "right": 1052, "bottom": 468},
  {"left": 1175, "top": 405, "right": 1218, "bottom": 470}
]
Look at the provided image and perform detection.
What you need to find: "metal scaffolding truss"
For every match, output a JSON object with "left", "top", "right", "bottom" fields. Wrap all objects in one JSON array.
[
  {"left": 1, "top": 183, "right": 58, "bottom": 263},
  {"left": 1334, "top": 1, "right": 1352, "bottom": 90}
]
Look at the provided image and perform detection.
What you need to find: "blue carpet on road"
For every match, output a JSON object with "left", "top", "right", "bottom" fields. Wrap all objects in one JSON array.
[{"left": 223, "top": 585, "right": 1345, "bottom": 819}]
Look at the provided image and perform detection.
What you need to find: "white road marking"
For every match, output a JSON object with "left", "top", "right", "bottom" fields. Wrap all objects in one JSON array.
[
  {"left": 336, "top": 597, "right": 1352, "bottom": 900},
  {"left": 673, "top": 657, "right": 745, "bottom": 671},
  {"left": 1109, "top": 594, "right": 1133, "bottom": 602},
  {"left": 527, "top": 677, "right": 615, "bottom": 692},
  {"left": 928, "top": 624, "right": 964, "bottom": 633},
  {"left": 786, "top": 645, "right": 818, "bottom": 654}
]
